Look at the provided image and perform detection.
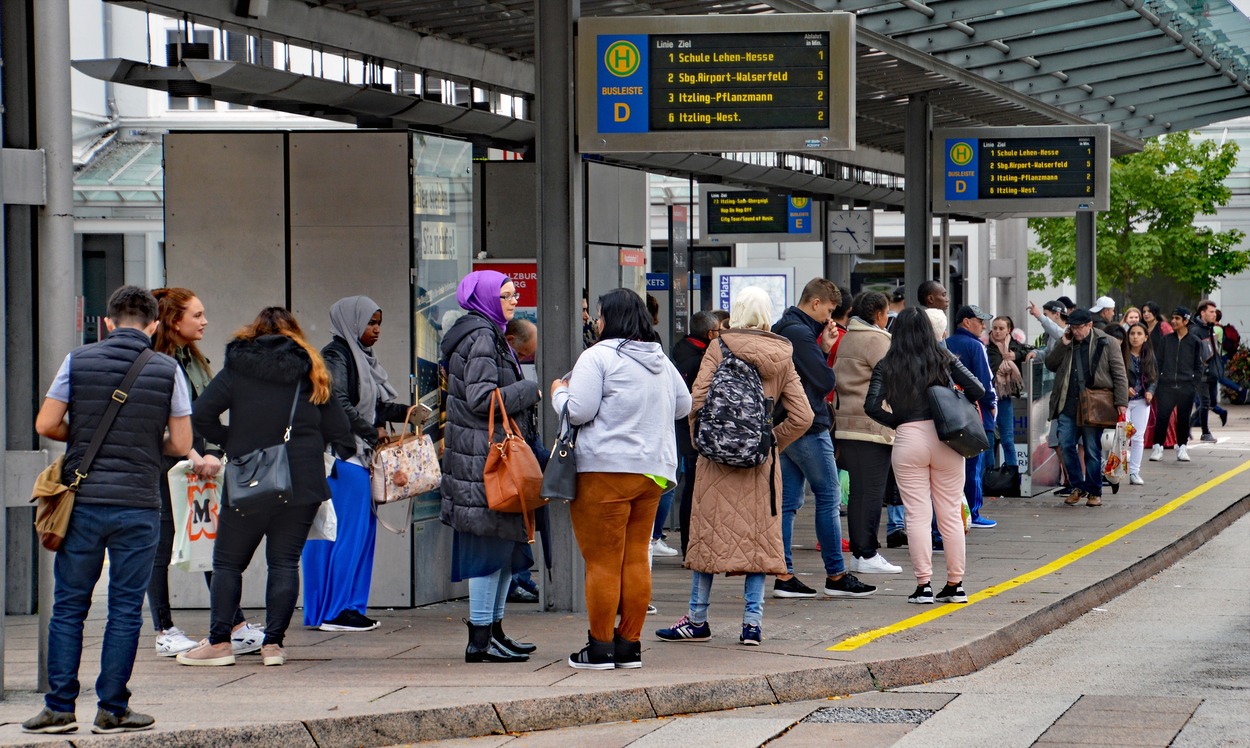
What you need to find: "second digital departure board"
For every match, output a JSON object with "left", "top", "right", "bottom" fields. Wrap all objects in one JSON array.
[
  {"left": 577, "top": 15, "right": 854, "bottom": 153},
  {"left": 932, "top": 126, "right": 1111, "bottom": 216}
]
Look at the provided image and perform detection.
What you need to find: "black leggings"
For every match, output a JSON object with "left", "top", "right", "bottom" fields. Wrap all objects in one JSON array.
[
  {"left": 148, "top": 514, "right": 244, "bottom": 632},
  {"left": 678, "top": 456, "right": 697, "bottom": 556},
  {"left": 1154, "top": 384, "right": 1196, "bottom": 447},
  {"left": 840, "top": 440, "right": 892, "bottom": 558},
  {"left": 209, "top": 502, "right": 319, "bottom": 647}
]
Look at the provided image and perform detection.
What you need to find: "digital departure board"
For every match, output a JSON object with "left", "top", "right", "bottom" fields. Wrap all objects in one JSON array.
[
  {"left": 932, "top": 125, "right": 1111, "bottom": 216},
  {"left": 577, "top": 15, "right": 854, "bottom": 154},
  {"left": 700, "top": 188, "right": 821, "bottom": 244}
]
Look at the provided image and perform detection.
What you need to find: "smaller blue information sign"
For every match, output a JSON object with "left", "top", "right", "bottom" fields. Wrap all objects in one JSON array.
[{"left": 646, "top": 273, "right": 670, "bottom": 291}]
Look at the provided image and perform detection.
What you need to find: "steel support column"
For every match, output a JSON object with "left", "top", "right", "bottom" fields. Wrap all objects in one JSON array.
[
  {"left": 1075, "top": 211, "right": 1097, "bottom": 309},
  {"left": 535, "top": 0, "right": 585, "bottom": 614},
  {"left": 34, "top": 0, "right": 77, "bottom": 693},
  {"left": 904, "top": 94, "right": 932, "bottom": 306}
]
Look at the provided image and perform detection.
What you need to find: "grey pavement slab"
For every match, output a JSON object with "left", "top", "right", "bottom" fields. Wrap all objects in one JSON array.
[{"left": 3, "top": 413, "right": 1249, "bottom": 746}]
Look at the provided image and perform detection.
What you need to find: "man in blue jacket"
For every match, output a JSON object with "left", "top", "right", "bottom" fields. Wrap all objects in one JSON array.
[
  {"left": 771, "top": 278, "right": 875, "bottom": 599},
  {"left": 947, "top": 305, "right": 999, "bottom": 528}
]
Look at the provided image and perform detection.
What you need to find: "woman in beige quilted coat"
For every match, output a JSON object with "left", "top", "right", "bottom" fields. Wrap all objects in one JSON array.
[{"left": 655, "top": 287, "right": 813, "bottom": 647}]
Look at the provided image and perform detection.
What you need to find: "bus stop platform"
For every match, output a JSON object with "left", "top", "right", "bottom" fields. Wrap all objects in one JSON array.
[{"left": 2, "top": 410, "right": 1248, "bottom": 747}]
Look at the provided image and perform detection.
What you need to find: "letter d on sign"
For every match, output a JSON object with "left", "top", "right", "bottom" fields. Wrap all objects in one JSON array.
[
  {"left": 614, "top": 103, "right": 630, "bottom": 122},
  {"left": 955, "top": 180, "right": 967, "bottom": 193}
]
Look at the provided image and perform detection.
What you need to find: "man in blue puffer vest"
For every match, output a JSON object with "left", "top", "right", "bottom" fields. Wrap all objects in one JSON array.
[
  {"left": 24, "top": 286, "right": 192, "bottom": 736},
  {"left": 946, "top": 305, "right": 999, "bottom": 529}
]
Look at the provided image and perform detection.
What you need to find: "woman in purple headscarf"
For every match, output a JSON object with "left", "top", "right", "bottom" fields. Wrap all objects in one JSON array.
[{"left": 440, "top": 270, "right": 541, "bottom": 663}]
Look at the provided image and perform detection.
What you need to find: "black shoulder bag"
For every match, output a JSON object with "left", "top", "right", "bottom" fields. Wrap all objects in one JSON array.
[
  {"left": 927, "top": 365, "right": 990, "bottom": 458},
  {"left": 224, "top": 387, "right": 301, "bottom": 514}
]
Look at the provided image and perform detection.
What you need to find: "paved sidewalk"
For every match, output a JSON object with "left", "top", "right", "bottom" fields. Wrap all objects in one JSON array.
[{"left": 3, "top": 411, "right": 1249, "bottom": 747}]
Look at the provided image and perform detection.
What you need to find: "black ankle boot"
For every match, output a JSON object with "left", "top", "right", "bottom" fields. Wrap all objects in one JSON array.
[
  {"left": 464, "top": 619, "right": 528, "bottom": 663},
  {"left": 613, "top": 633, "right": 641, "bottom": 669},
  {"left": 491, "top": 620, "right": 536, "bottom": 654},
  {"left": 567, "top": 631, "right": 614, "bottom": 670}
]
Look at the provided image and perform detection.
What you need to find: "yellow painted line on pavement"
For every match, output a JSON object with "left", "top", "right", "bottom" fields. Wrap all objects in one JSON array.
[{"left": 828, "top": 457, "right": 1250, "bottom": 651}]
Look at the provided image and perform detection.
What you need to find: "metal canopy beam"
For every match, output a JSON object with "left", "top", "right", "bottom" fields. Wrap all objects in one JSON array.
[
  {"left": 892, "top": 6, "right": 1140, "bottom": 53},
  {"left": 111, "top": 0, "right": 536, "bottom": 95},
  {"left": 966, "top": 34, "right": 1182, "bottom": 82}
]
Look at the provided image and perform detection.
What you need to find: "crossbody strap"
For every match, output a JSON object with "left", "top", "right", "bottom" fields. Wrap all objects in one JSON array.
[
  {"left": 70, "top": 347, "right": 156, "bottom": 490},
  {"left": 282, "top": 386, "right": 301, "bottom": 443},
  {"left": 1085, "top": 338, "right": 1106, "bottom": 388}
]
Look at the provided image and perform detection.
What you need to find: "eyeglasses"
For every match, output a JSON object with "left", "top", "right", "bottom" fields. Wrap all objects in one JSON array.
[{"left": 499, "top": 293, "right": 518, "bottom": 301}]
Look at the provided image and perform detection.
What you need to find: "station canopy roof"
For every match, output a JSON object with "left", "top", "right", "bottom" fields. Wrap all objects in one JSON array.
[{"left": 94, "top": 0, "right": 1250, "bottom": 207}]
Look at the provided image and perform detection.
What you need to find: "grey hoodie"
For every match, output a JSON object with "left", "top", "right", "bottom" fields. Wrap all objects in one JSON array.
[{"left": 551, "top": 339, "right": 692, "bottom": 483}]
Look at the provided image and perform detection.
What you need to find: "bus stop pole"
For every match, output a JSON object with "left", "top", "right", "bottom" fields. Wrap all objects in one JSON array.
[{"left": 34, "top": 0, "right": 78, "bottom": 693}]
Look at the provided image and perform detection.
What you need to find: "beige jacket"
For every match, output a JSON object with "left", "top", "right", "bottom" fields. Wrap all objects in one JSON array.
[
  {"left": 685, "top": 329, "right": 814, "bottom": 575},
  {"left": 833, "top": 317, "right": 894, "bottom": 445}
]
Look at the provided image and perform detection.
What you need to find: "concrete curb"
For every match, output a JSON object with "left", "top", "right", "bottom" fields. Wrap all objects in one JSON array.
[{"left": 26, "top": 492, "right": 1248, "bottom": 747}]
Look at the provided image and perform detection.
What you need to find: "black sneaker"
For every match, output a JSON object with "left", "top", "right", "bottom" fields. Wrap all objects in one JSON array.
[
  {"left": 935, "top": 582, "right": 969, "bottom": 604},
  {"left": 91, "top": 707, "right": 155, "bottom": 734},
  {"left": 824, "top": 573, "right": 876, "bottom": 598},
  {"left": 772, "top": 576, "right": 818, "bottom": 598},
  {"left": 568, "top": 633, "right": 614, "bottom": 670},
  {"left": 908, "top": 583, "right": 934, "bottom": 604},
  {"left": 21, "top": 707, "right": 77, "bottom": 734},
  {"left": 886, "top": 530, "right": 908, "bottom": 549},
  {"left": 613, "top": 633, "right": 642, "bottom": 669},
  {"left": 319, "top": 610, "right": 379, "bottom": 632}
]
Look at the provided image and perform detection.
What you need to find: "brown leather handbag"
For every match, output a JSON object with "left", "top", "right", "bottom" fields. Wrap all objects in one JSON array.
[
  {"left": 1076, "top": 339, "right": 1118, "bottom": 428},
  {"left": 483, "top": 389, "right": 546, "bottom": 542}
]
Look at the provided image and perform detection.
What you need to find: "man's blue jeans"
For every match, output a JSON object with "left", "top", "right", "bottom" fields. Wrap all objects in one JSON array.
[
  {"left": 964, "top": 451, "right": 985, "bottom": 520},
  {"left": 988, "top": 399, "right": 1017, "bottom": 470},
  {"left": 1056, "top": 413, "right": 1104, "bottom": 496},
  {"left": 46, "top": 503, "right": 159, "bottom": 715},
  {"left": 780, "top": 431, "right": 846, "bottom": 577}
]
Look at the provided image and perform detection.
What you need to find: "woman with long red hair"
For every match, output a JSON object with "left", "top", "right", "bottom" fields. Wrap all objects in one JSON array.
[{"left": 147, "top": 288, "right": 262, "bottom": 659}]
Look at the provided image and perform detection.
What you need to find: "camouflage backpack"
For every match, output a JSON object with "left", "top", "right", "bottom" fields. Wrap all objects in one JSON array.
[{"left": 693, "top": 339, "right": 775, "bottom": 468}]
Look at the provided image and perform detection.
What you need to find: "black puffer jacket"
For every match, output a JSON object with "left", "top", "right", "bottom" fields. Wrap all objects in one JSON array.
[
  {"left": 322, "top": 336, "right": 411, "bottom": 452},
  {"left": 193, "top": 335, "right": 354, "bottom": 507},
  {"left": 440, "top": 312, "right": 541, "bottom": 542}
]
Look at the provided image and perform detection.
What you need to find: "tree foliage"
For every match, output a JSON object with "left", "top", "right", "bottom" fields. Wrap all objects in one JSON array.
[{"left": 1028, "top": 132, "right": 1246, "bottom": 298}]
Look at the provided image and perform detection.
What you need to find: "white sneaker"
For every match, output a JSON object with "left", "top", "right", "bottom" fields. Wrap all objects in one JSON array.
[
  {"left": 1177, "top": 444, "right": 1191, "bottom": 462},
  {"left": 155, "top": 627, "right": 197, "bottom": 657},
  {"left": 650, "top": 538, "right": 679, "bottom": 557},
  {"left": 1129, "top": 473, "right": 1144, "bottom": 486},
  {"left": 1149, "top": 445, "right": 1164, "bottom": 461},
  {"left": 852, "top": 553, "right": 903, "bottom": 574},
  {"left": 231, "top": 622, "right": 264, "bottom": 655}
]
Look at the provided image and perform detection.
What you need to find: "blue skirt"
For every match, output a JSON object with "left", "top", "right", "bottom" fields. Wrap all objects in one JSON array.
[
  {"left": 450, "top": 530, "right": 529, "bottom": 583},
  {"left": 302, "top": 460, "right": 376, "bottom": 626}
]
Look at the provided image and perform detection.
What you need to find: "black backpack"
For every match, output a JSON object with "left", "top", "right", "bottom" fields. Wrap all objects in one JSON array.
[{"left": 692, "top": 339, "right": 775, "bottom": 468}]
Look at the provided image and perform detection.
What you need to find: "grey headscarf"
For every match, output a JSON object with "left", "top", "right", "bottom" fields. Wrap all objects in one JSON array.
[{"left": 330, "top": 296, "right": 399, "bottom": 454}]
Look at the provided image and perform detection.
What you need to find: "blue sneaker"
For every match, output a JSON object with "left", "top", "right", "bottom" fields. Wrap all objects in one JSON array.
[
  {"left": 655, "top": 615, "right": 711, "bottom": 642},
  {"left": 740, "top": 623, "right": 762, "bottom": 646},
  {"left": 971, "top": 516, "right": 998, "bottom": 529}
]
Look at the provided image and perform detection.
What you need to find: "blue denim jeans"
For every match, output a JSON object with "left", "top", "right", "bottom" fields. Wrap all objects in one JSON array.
[
  {"left": 468, "top": 568, "right": 512, "bottom": 626},
  {"left": 46, "top": 503, "right": 160, "bottom": 715},
  {"left": 780, "top": 431, "right": 846, "bottom": 577},
  {"left": 1056, "top": 413, "right": 1104, "bottom": 496},
  {"left": 652, "top": 487, "right": 675, "bottom": 541},
  {"left": 989, "top": 399, "right": 1017, "bottom": 469},
  {"left": 887, "top": 505, "right": 905, "bottom": 535},
  {"left": 689, "top": 571, "right": 766, "bottom": 627},
  {"left": 964, "top": 451, "right": 985, "bottom": 520}
]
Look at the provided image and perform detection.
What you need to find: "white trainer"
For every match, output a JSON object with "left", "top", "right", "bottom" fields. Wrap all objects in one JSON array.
[
  {"left": 1149, "top": 444, "right": 1164, "bottom": 461},
  {"left": 852, "top": 553, "right": 903, "bottom": 574},
  {"left": 231, "top": 622, "right": 264, "bottom": 655},
  {"left": 155, "top": 627, "right": 197, "bottom": 657},
  {"left": 1129, "top": 473, "right": 1145, "bottom": 486},
  {"left": 1177, "top": 444, "right": 1191, "bottom": 462},
  {"left": 650, "top": 538, "right": 679, "bottom": 557}
]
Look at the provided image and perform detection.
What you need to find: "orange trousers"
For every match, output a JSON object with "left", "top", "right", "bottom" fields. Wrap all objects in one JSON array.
[{"left": 568, "top": 472, "right": 662, "bottom": 643}]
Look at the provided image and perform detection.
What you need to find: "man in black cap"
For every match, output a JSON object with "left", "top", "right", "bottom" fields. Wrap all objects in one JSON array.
[
  {"left": 1151, "top": 307, "right": 1203, "bottom": 462},
  {"left": 1029, "top": 299, "right": 1068, "bottom": 354},
  {"left": 947, "top": 305, "right": 998, "bottom": 528},
  {"left": 1045, "top": 308, "right": 1128, "bottom": 507}
]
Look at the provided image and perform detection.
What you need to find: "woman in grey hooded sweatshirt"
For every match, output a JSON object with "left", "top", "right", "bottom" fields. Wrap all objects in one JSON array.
[{"left": 551, "top": 288, "right": 691, "bottom": 671}]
